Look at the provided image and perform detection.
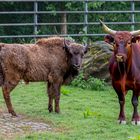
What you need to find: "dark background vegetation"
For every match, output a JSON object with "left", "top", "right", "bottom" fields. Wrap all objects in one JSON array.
[{"left": 0, "top": 1, "right": 140, "bottom": 43}]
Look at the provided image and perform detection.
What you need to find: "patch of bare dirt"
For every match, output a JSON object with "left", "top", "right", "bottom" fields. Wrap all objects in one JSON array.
[{"left": 0, "top": 109, "right": 52, "bottom": 139}]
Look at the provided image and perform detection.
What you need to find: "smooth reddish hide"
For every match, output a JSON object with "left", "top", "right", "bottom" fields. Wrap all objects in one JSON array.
[{"left": 100, "top": 20, "right": 140, "bottom": 125}]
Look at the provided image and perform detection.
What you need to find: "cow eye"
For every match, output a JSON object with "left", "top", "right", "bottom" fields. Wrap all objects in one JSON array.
[
  {"left": 126, "top": 42, "right": 131, "bottom": 48},
  {"left": 113, "top": 41, "right": 116, "bottom": 47},
  {"left": 112, "top": 41, "right": 116, "bottom": 45}
]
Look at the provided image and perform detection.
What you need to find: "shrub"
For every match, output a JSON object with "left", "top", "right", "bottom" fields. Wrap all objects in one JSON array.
[{"left": 70, "top": 72, "right": 107, "bottom": 91}]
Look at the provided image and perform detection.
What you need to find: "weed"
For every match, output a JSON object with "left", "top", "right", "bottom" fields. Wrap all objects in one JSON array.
[
  {"left": 61, "top": 87, "right": 72, "bottom": 96},
  {"left": 83, "top": 108, "right": 100, "bottom": 118},
  {"left": 70, "top": 72, "right": 107, "bottom": 91}
]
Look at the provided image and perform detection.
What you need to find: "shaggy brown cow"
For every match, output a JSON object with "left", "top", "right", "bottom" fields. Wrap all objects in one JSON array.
[
  {"left": 0, "top": 37, "right": 87, "bottom": 116},
  {"left": 100, "top": 20, "right": 140, "bottom": 125}
]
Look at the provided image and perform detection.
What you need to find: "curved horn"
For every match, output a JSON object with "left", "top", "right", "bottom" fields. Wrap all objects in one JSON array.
[
  {"left": 84, "top": 45, "right": 88, "bottom": 54},
  {"left": 99, "top": 19, "right": 116, "bottom": 35},
  {"left": 64, "top": 38, "right": 71, "bottom": 52},
  {"left": 130, "top": 30, "right": 140, "bottom": 36},
  {"left": 64, "top": 38, "right": 69, "bottom": 48},
  {"left": 82, "top": 42, "right": 88, "bottom": 53}
]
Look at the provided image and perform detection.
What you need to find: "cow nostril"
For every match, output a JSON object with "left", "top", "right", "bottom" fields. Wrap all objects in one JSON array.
[
  {"left": 73, "top": 64, "right": 80, "bottom": 68},
  {"left": 116, "top": 55, "right": 124, "bottom": 62},
  {"left": 75, "top": 64, "right": 80, "bottom": 67},
  {"left": 116, "top": 55, "right": 123, "bottom": 59}
]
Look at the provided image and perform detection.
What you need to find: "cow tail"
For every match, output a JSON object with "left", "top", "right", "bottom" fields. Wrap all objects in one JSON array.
[{"left": 0, "top": 44, "right": 4, "bottom": 86}]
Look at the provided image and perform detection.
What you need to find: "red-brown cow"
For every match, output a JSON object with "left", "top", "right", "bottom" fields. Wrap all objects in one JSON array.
[{"left": 100, "top": 20, "right": 140, "bottom": 125}]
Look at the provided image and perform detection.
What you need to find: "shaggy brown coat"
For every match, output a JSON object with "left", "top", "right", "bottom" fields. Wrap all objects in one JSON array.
[{"left": 0, "top": 37, "right": 87, "bottom": 116}]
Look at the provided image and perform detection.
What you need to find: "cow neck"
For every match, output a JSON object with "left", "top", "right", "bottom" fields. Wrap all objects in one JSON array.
[
  {"left": 116, "top": 45, "right": 132, "bottom": 87},
  {"left": 116, "top": 44, "right": 132, "bottom": 75},
  {"left": 126, "top": 45, "right": 132, "bottom": 74},
  {"left": 117, "top": 62, "right": 126, "bottom": 76}
]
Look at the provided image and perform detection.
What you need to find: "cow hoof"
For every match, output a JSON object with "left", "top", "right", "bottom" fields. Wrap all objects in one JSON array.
[
  {"left": 118, "top": 120, "right": 126, "bottom": 124},
  {"left": 9, "top": 111, "right": 17, "bottom": 117},
  {"left": 48, "top": 110, "right": 53, "bottom": 113},
  {"left": 48, "top": 107, "right": 53, "bottom": 113},
  {"left": 55, "top": 111, "right": 60, "bottom": 114},
  {"left": 11, "top": 113, "right": 17, "bottom": 117},
  {"left": 55, "top": 110, "right": 60, "bottom": 113},
  {"left": 131, "top": 121, "right": 140, "bottom": 125}
]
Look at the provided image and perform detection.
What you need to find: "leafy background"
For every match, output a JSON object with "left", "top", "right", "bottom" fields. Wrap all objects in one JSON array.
[{"left": 0, "top": 1, "right": 140, "bottom": 43}]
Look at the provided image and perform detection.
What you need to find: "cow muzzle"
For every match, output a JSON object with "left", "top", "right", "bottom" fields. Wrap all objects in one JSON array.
[
  {"left": 72, "top": 64, "right": 81, "bottom": 70},
  {"left": 116, "top": 54, "right": 127, "bottom": 62}
]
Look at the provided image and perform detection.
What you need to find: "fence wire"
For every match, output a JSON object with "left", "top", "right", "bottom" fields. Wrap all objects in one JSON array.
[{"left": 0, "top": 0, "right": 139, "bottom": 41}]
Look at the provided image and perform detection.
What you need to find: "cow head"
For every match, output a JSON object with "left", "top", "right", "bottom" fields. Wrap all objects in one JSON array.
[
  {"left": 99, "top": 20, "right": 140, "bottom": 63},
  {"left": 64, "top": 39, "right": 88, "bottom": 70}
]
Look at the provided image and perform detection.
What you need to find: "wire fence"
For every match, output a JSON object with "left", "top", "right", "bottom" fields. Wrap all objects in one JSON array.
[{"left": 0, "top": 0, "right": 139, "bottom": 41}]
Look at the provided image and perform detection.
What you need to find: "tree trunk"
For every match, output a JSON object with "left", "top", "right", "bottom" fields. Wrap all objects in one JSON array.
[{"left": 61, "top": 12, "right": 67, "bottom": 34}]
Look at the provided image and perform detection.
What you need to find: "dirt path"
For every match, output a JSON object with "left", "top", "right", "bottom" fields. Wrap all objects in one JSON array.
[{"left": 0, "top": 109, "right": 52, "bottom": 139}]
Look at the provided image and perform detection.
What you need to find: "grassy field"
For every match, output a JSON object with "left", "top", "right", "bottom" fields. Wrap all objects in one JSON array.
[{"left": 0, "top": 82, "right": 140, "bottom": 140}]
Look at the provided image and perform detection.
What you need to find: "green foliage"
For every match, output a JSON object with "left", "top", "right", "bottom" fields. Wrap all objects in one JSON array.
[
  {"left": 0, "top": 1, "right": 138, "bottom": 43},
  {"left": 70, "top": 72, "right": 107, "bottom": 91}
]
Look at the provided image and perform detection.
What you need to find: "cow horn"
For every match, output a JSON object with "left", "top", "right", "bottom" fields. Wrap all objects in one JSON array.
[
  {"left": 64, "top": 38, "right": 70, "bottom": 50},
  {"left": 130, "top": 30, "right": 140, "bottom": 36},
  {"left": 82, "top": 42, "right": 88, "bottom": 53},
  {"left": 99, "top": 19, "right": 116, "bottom": 35}
]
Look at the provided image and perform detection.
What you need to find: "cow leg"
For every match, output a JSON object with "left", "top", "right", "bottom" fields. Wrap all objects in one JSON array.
[
  {"left": 48, "top": 83, "right": 60, "bottom": 113},
  {"left": 131, "top": 93, "right": 140, "bottom": 125},
  {"left": 47, "top": 82, "right": 53, "bottom": 112},
  {"left": 113, "top": 84, "right": 126, "bottom": 124},
  {"left": 118, "top": 95, "right": 126, "bottom": 124},
  {"left": 47, "top": 82, "right": 61, "bottom": 113},
  {"left": 54, "top": 83, "right": 61, "bottom": 113},
  {"left": 48, "top": 95, "right": 53, "bottom": 113},
  {"left": 2, "top": 82, "right": 18, "bottom": 116}
]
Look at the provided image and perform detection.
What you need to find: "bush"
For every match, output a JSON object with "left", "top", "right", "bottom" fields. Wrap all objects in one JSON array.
[{"left": 70, "top": 72, "right": 107, "bottom": 91}]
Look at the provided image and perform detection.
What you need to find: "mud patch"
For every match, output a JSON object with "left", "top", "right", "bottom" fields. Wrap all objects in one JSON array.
[{"left": 0, "top": 111, "right": 52, "bottom": 139}]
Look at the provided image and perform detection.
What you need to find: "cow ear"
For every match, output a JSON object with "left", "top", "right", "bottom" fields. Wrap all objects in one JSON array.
[
  {"left": 132, "top": 36, "right": 140, "bottom": 43},
  {"left": 131, "top": 37, "right": 136, "bottom": 43},
  {"left": 104, "top": 35, "right": 114, "bottom": 44}
]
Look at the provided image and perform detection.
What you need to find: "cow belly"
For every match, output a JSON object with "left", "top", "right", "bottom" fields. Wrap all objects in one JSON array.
[
  {"left": 24, "top": 68, "right": 49, "bottom": 82},
  {"left": 113, "top": 79, "right": 136, "bottom": 91},
  {"left": 126, "top": 80, "right": 135, "bottom": 90}
]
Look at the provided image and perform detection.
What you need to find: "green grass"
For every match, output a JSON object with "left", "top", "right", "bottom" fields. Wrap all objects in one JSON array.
[{"left": 0, "top": 82, "right": 140, "bottom": 140}]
